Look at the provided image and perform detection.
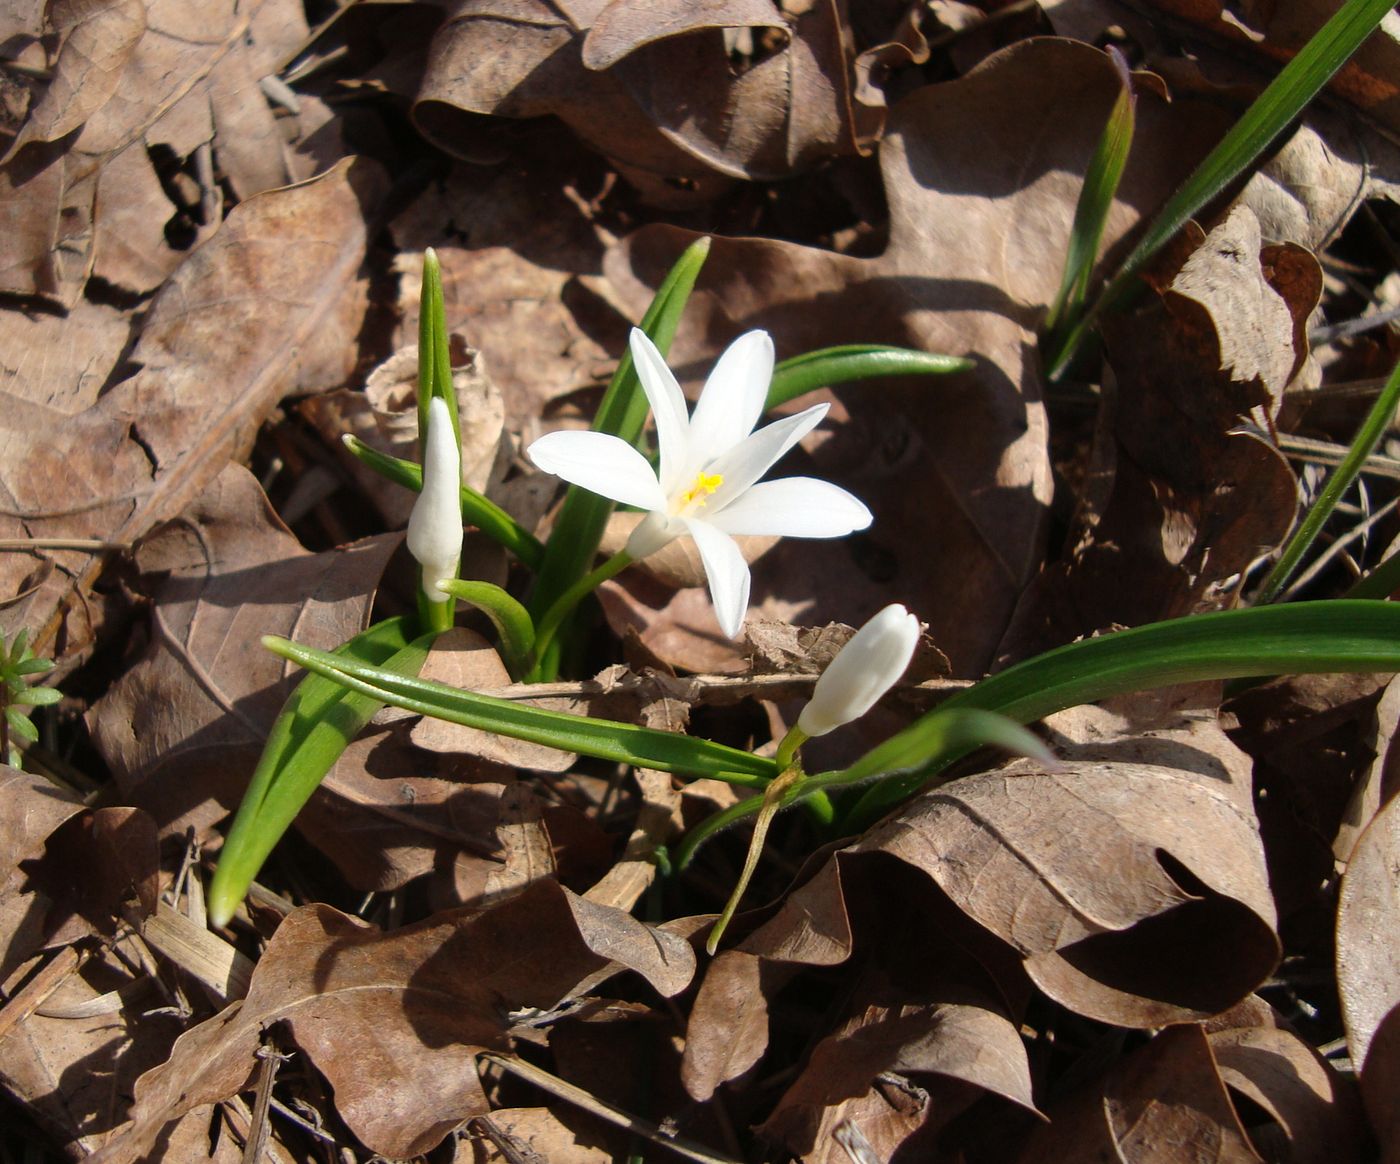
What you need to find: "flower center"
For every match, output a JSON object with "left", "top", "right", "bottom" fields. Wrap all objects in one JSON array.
[{"left": 679, "top": 471, "right": 724, "bottom": 511}]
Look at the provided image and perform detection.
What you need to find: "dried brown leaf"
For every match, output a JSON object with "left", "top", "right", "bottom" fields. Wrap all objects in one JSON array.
[
  {"left": 0, "top": 158, "right": 383, "bottom": 655},
  {"left": 99, "top": 881, "right": 695, "bottom": 1160},
  {"left": 1338, "top": 789, "right": 1400, "bottom": 1151},
  {"left": 1209, "top": 1024, "right": 1368, "bottom": 1164},
  {"left": 859, "top": 690, "right": 1279, "bottom": 1026},
  {"left": 1014, "top": 1024, "right": 1262, "bottom": 1163},
  {"left": 86, "top": 464, "right": 397, "bottom": 843},
  {"left": 415, "top": 0, "right": 918, "bottom": 186},
  {"left": 0, "top": 766, "right": 85, "bottom": 980}
]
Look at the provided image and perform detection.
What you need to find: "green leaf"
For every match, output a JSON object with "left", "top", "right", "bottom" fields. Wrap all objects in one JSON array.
[
  {"left": 342, "top": 435, "right": 545, "bottom": 570},
  {"left": 6, "top": 706, "right": 38, "bottom": 743},
  {"left": 437, "top": 578, "right": 536, "bottom": 678},
  {"left": 766, "top": 346, "right": 973, "bottom": 409},
  {"left": 1046, "top": 0, "right": 1397, "bottom": 379},
  {"left": 675, "top": 707, "right": 1050, "bottom": 870},
  {"left": 526, "top": 237, "right": 711, "bottom": 676},
  {"left": 847, "top": 599, "right": 1400, "bottom": 826},
  {"left": 206, "top": 616, "right": 438, "bottom": 929},
  {"left": 417, "top": 248, "right": 458, "bottom": 450},
  {"left": 1043, "top": 48, "right": 1136, "bottom": 342},
  {"left": 1258, "top": 355, "right": 1400, "bottom": 602},
  {"left": 12, "top": 685, "right": 60, "bottom": 707},
  {"left": 263, "top": 632, "right": 779, "bottom": 786}
]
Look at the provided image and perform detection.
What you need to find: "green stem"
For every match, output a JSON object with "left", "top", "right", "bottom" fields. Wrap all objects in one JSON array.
[
  {"left": 773, "top": 725, "right": 808, "bottom": 772},
  {"left": 527, "top": 549, "right": 634, "bottom": 678},
  {"left": 1255, "top": 355, "right": 1400, "bottom": 603}
]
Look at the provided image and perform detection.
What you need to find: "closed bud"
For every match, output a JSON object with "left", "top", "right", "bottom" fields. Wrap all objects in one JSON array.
[
  {"left": 406, "top": 395, "right": 462, "bottom": 600},
  {"left": 796, "top": 604, "right": 920, "bottom": 737}
]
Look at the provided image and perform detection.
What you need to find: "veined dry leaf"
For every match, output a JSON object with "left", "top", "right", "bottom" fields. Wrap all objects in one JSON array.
[
  {"left": 1000, "top": 206, "right": 1308, "bottom": 662},
  {"left": 605, "top": 38, "right": 1232, "bottom": 673},
  {"left": 97, "top": 881, "right": 695, "bottom": 1161},
  {"left": 1014, "top": 1024, "right": 1262, "bottom": 1163},
  {"left": 389, "top": 162, "right": 621, "bottom": 428},
  {"left": 3, "top": 0, "right": 146, "bottom": 157},
  {"left": 0, "top": 937, "right": 188, "bottom": 1158},
  {"left": 0, "top": 158, "right": 383, "bottom": 656},
  {"left": 1337, "top": 791, "right": 1400, "bottom": 1151},
  {"left": 880, "top": 692, "right": 1278, "bottom": 1027},
  {"left": 1209, "top": 1024, "right": 1368, "bottom": 1164},
  {"left": 86, "top": 464, "right": 393, "bottom": 837},
  {"left": 414, "top": 0, "right": 922, "bottom": 188},
  {"left": 0, "top": 766, "right": 85, "bottom": 981}
]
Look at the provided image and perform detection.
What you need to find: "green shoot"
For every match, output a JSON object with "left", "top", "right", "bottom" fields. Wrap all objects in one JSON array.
[
  {"left": 1, "top": 629, "right": 59, "bottom": 767},
  {"left": 1043, "top": 47, "right": 1137, "bottom": 347},
  {"left": 767, "top": 345, "right": 973, "bottom": 409},
  {"left": 1256, "top": 355, "right": 1400, "bottom": 603},
  {"left": 1045, "top": 0, "right": 1397, "bottom": 380}
]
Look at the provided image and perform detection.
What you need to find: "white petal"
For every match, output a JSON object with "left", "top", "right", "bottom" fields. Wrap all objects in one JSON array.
[
  {"left": 709, "top": 477, "right": 872, "bottom": 538},
  {"left": 705, "top": 403, "right": 829, "bottom": 509},
  {"left": 797, "top": 604, "right": 921, "bottom": 737},
  {"left": 683, "top": 518, "right": 751, "bottom": 639},
  {"left": 687, "top": 331, "right": 773, "bottom": 470},
  {"left": 527, "top": 430, "right": 667, "bottom": 512},
  {"left": 629, "top": 329, "right": 691, "bottom": 497},
  {"left": 407, "top": 396, "right": 463, "bottom": 600}
]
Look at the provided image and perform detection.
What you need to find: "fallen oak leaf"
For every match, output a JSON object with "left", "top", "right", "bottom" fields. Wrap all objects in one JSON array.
[{"left": 93, "top": 879, "right": 696, "bottom": 1161}]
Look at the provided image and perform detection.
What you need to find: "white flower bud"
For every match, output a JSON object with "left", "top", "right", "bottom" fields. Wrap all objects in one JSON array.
[
  {"left": 796, "top": 604, "right": 920, "bottom": 737},
  {"left": 406, "top": 395, "right": 462, "bottom": 601}
]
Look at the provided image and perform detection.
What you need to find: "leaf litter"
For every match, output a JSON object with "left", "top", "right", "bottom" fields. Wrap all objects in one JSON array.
[{"left": 3, "top": 3, "right": 1400, "bottom": 1161}]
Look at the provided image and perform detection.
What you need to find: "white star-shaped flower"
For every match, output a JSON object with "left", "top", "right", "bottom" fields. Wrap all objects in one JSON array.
[{"left": 528, "top": 328, "right": 873, "bottom": 637}]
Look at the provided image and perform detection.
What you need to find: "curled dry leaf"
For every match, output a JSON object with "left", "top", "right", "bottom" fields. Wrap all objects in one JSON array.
[
  {"left": 0, "top": 765, "right": 85, "bottom": 980},
  {"left": 414, "top": 0, "right": 925, "bottom": 189},
  {"left": 302, "top": 342, "right": 506, "bottom": 527},
  {"left": 878, "top": 691, "right": 1279, "bottom": 1027},
  {"left": 0, "top": 158, "right": 384, "bottom": 659},
  {"left": 1014, "top": 1024, "right": 1262, "bottom": 1163},
  {"left": 0, "top": 0, "right": 312, "bottom": 303},
  {"left": 98, "top": 880, "right": 695, "bottom": 1161},
  {"left": 605, "top": 38, "right": 1231, "bottom": 673},
  {"left": 1000, "top": 206, "right": 1308, "bottom": 661},
  {"left": 1, "top": 939, "right": 189, "bottom": 1158},
  {"left": 1337, "top": 790, "right": 1400, "bottom": 1150}
]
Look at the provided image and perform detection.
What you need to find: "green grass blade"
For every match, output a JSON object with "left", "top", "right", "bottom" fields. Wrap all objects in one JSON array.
[
  {"left": 767, "top": 346, "right": 973, "bottom": 409},
  {"left": 437, "top": 578, "right": 536, "bottom": 677},
  {"left": 207, "top": 616, "right": 438, "bottom": 928},
  {"left": 342, "top": 435, "right": 545, "bottom": 569},
  {"left": 1046, "top": 0, "right": 1396, "bottom": 380},
  {"left": 264, "top": 633, "right": 779, "bottom": 785},
  {"left": 675, "top": 707, "right": 1049, "bottom": 869},
  {"left": 526, "top": 238, "right": 711, "bottom": 667},
  {"left": 417, "top": 248, "right": 458, "bottom": 449},
  {"left": 1043, "top": 49, "right": 1136, "bottom": 341},
  {"left": 1256, "top": 355, "right": 1400, "bottom": 603},
  {"left": 847, "top": 599, "right": 1400, "bottom": 825}
]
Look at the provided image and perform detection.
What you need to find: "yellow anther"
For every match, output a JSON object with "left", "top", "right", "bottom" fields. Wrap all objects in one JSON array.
[{"left": 680, "top": 471, "right": 724, "bottom": 508}]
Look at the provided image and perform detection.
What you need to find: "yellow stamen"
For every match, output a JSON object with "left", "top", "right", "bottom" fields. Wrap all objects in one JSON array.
[{"left": 680, "top": 471, "right": 724, "bottom": 509}]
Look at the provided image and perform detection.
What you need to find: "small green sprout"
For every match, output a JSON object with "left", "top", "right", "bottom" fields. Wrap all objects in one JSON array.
[{"left": 1, "top": 629, "right": 59, "bottom": 767}]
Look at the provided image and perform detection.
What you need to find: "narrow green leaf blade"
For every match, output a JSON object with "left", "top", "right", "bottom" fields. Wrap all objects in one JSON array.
[
  {"left": 849, "top": 599, "right": 1400, "bottom": 823},
  {"left": 1047, "top": 0, "right": 1396, "bottom": 379},
  {"left": 207, "top": 616, "right": 437, "bottom": 928},
  {"left": 767, "top": 346, "right": 973, "bottom": 409},
  {"left": 264, "top": 633, "right": 779, "bottom": 784},
  {"left": 1258, "top": 355, "right": 1400, "bottom": 602}
]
